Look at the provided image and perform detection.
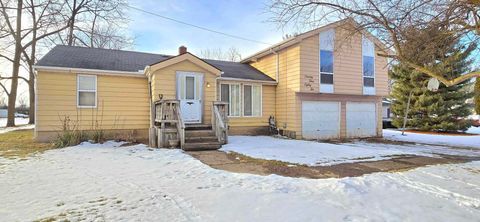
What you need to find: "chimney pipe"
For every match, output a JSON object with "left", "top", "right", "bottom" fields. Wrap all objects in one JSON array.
[{"left": 178, "top": 46, "right": 187, "bottom": 55}]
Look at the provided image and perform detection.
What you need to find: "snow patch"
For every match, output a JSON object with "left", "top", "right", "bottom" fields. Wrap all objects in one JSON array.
[
  {"left": 384, "top": 129, "right": 480, "bottom": 149},
  {"left": 0, "top": 118, "right": 33, "bottom": 134},
  {"left": 0, "top": 142, "right": 479, "bottom": 221}
]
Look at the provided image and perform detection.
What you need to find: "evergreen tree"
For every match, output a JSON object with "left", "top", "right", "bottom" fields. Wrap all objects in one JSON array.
[{"left": 390, "top": 24, "right": 474, "bottom": 132}]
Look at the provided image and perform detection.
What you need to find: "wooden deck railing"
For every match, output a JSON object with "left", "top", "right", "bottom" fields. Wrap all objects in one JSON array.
[
  {"left": 154, "top": 100, "right": 185, "bottom": 148},
  {"left": 212, "top": 101, "right": 229, "bottom": 144}
]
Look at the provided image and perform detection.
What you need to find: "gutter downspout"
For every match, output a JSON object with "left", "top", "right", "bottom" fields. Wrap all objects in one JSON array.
[
  {"left": 270, "top": 49, "right": 279, "bottom": 83},
  {"left": 145, "top": 66, "right": 156, "bottom": 147}
]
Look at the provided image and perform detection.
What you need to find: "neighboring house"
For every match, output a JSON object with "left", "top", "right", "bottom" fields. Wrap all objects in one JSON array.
[
  {"left": 382, "top": 99, "right": 393, "bottom": 128},
  {"left": 0, "top": 109, "right": 7, "bottom": 118},
  {"left": 33, "top": 19, "right": 389, "bottom": 148}
]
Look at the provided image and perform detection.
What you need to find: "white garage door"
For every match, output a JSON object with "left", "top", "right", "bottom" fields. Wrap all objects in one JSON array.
[
  {"left": 302, "top": 101, "right": 340, "bottom": 139},
  {"left": 346, "top": 102, "right": 377, "bottom": 138}
]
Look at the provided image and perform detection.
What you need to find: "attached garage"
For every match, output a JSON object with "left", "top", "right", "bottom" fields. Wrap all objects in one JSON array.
[
  {"left": 346, "top": 102, "right": 377, "bottom": 138},
  {"left": 302, "top": 101, "right": 340, "bottom": 139}
]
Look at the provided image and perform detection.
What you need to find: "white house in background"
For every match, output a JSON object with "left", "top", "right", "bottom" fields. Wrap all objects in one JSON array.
[{"left": 0, "top": 109, "right": 7, "bottom": 118}]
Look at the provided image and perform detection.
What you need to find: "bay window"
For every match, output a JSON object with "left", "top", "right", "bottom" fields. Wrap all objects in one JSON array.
[{"left": 77, "top": 75, "right": 97, "bottom": 108}]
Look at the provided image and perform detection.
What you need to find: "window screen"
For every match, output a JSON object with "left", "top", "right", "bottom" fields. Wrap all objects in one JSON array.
[
  {"left": 77, "top": 75, "right": 96, "bottom": 107},
  {"left": 221, "top": 84, "right": 229, "bottom": 102}
]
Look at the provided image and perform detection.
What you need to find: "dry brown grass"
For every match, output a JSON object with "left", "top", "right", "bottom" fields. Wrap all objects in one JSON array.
[{"left": 0, "top": 129, "right": 55, "bottom": 159}]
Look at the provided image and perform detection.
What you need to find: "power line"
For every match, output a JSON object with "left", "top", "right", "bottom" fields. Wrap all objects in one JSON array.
[{"left": 127, "top": 5, "right": 273, "bottom": 46}]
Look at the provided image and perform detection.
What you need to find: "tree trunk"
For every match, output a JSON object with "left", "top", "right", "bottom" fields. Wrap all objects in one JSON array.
[
  {"left": 67, "top": 0, "right": 77, "bottom": 46},
  {"left": 28, "top": 5, "right": 37, "bottom": 125},
  {"left": 6, "top": 0, "right": 23, "bottom": 127}
]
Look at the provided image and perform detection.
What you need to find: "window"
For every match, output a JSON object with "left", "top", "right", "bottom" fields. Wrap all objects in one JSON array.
[
  {"left": 362, "top": 36, "right": 375, "bottom": 94},
  {"left": 220, "top": 83, "right": 261, "bottom": 117},
  {"left": 319, "top": 29, "right": 335, "bottom": 93},
  {"left": 320, "top": 50, "right": 334, "bottom": 84},
  {"left": 221, "top": 83, "right": 241, "bottom": 116},
  {"left": 243, "top": 85, "right": 261, "bottom": 117},
  {"left": 185, "top": 76, "right": 195, "bottom": 100},
  {"left": 77, "top": 75, "right": 97, "bottom": 108}
]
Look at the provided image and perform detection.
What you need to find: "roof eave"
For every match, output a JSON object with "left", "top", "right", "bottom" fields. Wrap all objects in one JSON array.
[
  {"left": 33, "top": 65, "right": 146, "bottom": 78},
  {"left": 217, "top": 77, "right": 277, "bottom": 85}
]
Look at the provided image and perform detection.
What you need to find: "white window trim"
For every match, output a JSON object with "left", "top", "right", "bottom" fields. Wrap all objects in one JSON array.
[
  {"left": 77, "top": 74, "right": 97, "bottom": 108},
  {"left": 242, "top": 84, "right": 263, "bottom": 117},
  {"left": 319, "top": 50, "right": 334, "bottom": 93},
  {"left": 220, "top": 83, "right": 263, "bottom": 118},
  {"left": 319, "top": 29, "right": 335, "bottom": 94},
  {"left": 220, "top": 83, "right": 241, "bottom": 117},
  {"left": 362, "top": 36, "right": 376, "bottom": 95}
]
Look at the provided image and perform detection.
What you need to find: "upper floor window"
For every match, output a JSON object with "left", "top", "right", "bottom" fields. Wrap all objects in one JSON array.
[
  {"left": 362, "top": 36, "right": 375, "bottom": 95},
  {"left": 319, "top": 29, "right": 335, "bottom": 93},
  {"left": 77, "top": 75, "right": 97, "bottom": 108}
]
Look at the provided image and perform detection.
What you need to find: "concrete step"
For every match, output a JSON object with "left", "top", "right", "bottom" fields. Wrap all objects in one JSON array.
[
  {"left": 185, "top": 136, "right": 219, "bottom": 143},
  {"left": 185, "top": 130, "right": 215, "bottom": 137},
  {"left": 183, "top": 142, "right": 221, "bottom": 151}
]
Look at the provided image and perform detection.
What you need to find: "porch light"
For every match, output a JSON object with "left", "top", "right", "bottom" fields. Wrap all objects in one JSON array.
[{"left": 206, "top": 82, "right": 211, "bottom": 88}]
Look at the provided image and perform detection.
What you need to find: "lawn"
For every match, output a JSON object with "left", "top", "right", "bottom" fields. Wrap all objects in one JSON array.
[
  {"left": 1, "top": 138, "right": 479, "bottom": 221},
  {"left": 221, "top": 135, "right": 480, "bottom": 166},
  {"left": 0, "top": 129, "right": 55, "bottom": 159}
]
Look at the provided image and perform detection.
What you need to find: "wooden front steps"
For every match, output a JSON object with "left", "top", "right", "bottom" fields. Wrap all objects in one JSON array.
[
  {"left": 183, "top": 124, "right": 222, "bottom": 151},
  {"left": 152, "top": 100, "right": 228, "bottom": 150}
]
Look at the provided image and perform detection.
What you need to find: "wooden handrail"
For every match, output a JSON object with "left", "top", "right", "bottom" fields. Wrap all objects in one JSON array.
[
  {"left": 154, "top": 99, "right": 185, "bottom": 149},
  {"left": 174, "top": 103, "right": 185, "bottom": 148},
  {"left": 212, "top": 102, "right": 229, "bottom": 144}
]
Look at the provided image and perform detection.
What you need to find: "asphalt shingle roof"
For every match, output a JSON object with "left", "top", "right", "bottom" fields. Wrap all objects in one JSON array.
[{"left": 36, "top": 45, "right": 275, "bottom": 81}]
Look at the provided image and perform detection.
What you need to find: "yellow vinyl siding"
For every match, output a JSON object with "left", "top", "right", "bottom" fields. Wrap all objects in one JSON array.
[
  {"left": 375, "top": 55, "right": 389, "bottom": 96},
  {"left": 250, "top": 45, "right": 301, "bottom": 137},
  {"left": 250, "top": 54, "right": 277, "bottom": 80},
  {"left": 150, "top": 60, "right": 217, "bottom": 124},
  {"left": 217, "top": 83, "right": 276, "bottom": 127},
  {"left": 36, "top": 72, "right": 149, "bottom": 132},
  {"left": 299, "top": 25, "right": 389, "bottom": 96},
  {"left": 333, "top": 27, "right": 363, "bottom": 95},
  {"left": 300, "top": 34, "right": 320, "bottom": 92}
]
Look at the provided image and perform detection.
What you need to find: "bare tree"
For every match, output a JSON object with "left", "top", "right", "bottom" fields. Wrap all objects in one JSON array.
[
  {"left": 268, "top": 0, "right": 480, "bottom": 87},
  {"left": 0, "top": 0, "right": 132, "bottom": 127},
  {"left": 0, "top": 0, "right": 68, "bottom": 126},
  {"left": 48, "top": 0, "right": 132, "bottom": 49},
  {"left": 200, "top": 47, "right": 242, "bottom": 62}
]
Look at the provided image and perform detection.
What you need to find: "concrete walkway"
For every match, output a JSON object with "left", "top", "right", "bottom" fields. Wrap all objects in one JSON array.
[{"left": 188, "top": 151, "right": 480, "bottom": 179}]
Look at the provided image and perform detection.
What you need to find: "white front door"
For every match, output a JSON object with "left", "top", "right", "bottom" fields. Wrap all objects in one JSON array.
[{"left": 177, "top": 72, "right": 203, "bottom": 123}]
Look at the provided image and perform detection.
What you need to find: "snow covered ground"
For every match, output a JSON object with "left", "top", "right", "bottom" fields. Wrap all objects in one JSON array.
[
  {"left": 221, "top": 136, "right": 480, "bottom": 166},
  {"left": 466, "top": 126, "right": 480, "bottom": 134},
  {"left": 0, "top": 118, "right": 33, "bottom": 134},
  {"left": 384, "top": 129, "right": 480, "bottom": 149},
  {"left": 1, "top": 142, "right": 479, "bottom": 221}
]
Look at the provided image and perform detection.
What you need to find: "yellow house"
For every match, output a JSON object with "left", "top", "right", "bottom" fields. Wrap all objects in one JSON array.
[{"left": 34, "top": 19, "right": 390, "bottom": 150}]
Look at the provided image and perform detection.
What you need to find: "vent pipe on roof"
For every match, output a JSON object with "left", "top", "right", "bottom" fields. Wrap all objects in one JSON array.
[{"left": 179, "top": 46, "right": 187, "bottom": 55}]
